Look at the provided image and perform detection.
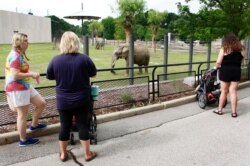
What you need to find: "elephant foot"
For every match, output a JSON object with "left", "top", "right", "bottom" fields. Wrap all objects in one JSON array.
[{"left": 111, "top": 70, "right": 117, "bottom": 75}]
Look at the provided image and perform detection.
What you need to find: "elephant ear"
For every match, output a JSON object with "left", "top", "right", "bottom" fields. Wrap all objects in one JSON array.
[{"left": 121, "top": 45, "right": 129, "bottom": 58}]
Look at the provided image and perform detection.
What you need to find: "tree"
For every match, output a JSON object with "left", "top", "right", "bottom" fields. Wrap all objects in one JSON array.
[
  {"left": 117, "top": 0, "right": 146, "bottom": 42},
  {"left": 181, "top": 0, "right": 250, "bottom": 69},
  {"left": 47, "top": 15, "right": 81, "bottom": 38},
  {"left": 147, "top": 9, "right": 167, "bottom": 55},
  {"left": 195, "top": 8, "right": 226, "bottom": 68},
  {"left": 114, "top": 18, "right": 125, "bottom": 40},
  {"left": 102, "top": 17, "right": 115, "bottom": 39},
  {"left": 134, "top": 24, "right": 146, "bottom": 40},
  {"left": 82, "top": 21, "right": 91, "bottom": 36},
  {"left": 161, "top": 12, "right": 179, "bottom": 35},
  {"left": 88, "top": 21, "right": 104, "bottom": 42},
  {"left": 174, "top": 3, "right": 200, "bottom": 73},
  {"left": 133, "top": 11, "right": 148, "bottom": 40},
  {"left": 186, "top": 0, "right": 250, "bottom": 39}
]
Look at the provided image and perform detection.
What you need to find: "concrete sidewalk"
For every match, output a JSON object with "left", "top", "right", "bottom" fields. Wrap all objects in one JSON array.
[{"left": 1, "top": 82, "right": 250, "bottom": 166}]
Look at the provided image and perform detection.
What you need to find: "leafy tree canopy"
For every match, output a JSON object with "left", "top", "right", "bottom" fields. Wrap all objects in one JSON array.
[
  {"left": 102, "top": 17, "right": 115, "bottom": 39},
  {"left": 186, "top": 0, "right": 250, "bottom": 39}
]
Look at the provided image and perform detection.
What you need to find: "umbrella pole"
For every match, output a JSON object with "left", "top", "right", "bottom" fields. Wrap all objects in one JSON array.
[
  {"left": 83, "top": 36, "right": 89, "bottom": 56},
  {"left": 81, "top": 19, "right": 84, "bottom": 35},
  {"left": 82, "top": 18, "right": 89, "bottom": 55}
]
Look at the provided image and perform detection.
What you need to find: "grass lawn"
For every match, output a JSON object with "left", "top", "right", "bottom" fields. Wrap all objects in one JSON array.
[{"left": 0, "top": 42, "right": 218, "bottom": 89}]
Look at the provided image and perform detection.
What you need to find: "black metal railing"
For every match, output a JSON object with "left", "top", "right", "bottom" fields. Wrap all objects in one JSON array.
[{"left": 0, "top": 61, "right": 249, "bottom": 126}]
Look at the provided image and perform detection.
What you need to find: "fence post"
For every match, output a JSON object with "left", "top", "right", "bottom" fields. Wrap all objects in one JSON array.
[
  {"left": 207, "top": 41, "right": 212, "bottom": 69},
  {"left": 244, "top": 39, "right": 250, "bottom": 80},
  {"left": 244, "top": 39, "right": 250, "bottom": 62},
  {"left": 163, "top": 34, "right": 168, "bottom": 80},
  {"left": 129, "top": 35, "right": 134, "bottom": 85},
  {"left": 188, "top": 38, "right": 194, "bottom": 75}
]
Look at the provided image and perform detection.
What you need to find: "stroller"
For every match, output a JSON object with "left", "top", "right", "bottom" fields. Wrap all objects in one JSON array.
[
  {"left": 70, "top": 85, "right": 99, "bottom": 145},
  {"left": 196, "top": 68, "right": 227, "bottom": 109}
]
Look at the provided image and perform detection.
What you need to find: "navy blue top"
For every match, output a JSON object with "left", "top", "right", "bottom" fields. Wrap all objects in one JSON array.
[{"left": 46, "top": 53, "right": 97, "bottom": 110}]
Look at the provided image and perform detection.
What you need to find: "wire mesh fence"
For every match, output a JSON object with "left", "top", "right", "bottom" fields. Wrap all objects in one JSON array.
[
  {"left": 157, "top": 71, "right": 196, "bottom": 97},
  {"left": 0, "top": 63, "right": 249, "bottom": 127},
  {"left": 92, "top": 76, "right": 149, "bottom": 109}
]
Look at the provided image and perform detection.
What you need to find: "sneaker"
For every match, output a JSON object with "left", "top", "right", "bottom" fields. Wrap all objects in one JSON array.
[
  {"left": 29, "top": 123, "right": 47, "bottom": 131},
  {"left": 19, "top": 137, "right": 39, "bottom": 147}
]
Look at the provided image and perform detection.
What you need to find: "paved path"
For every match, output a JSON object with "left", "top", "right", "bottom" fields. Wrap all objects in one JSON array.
[{"left": 0, "top": 85, "right": 250, "bottom": 166}]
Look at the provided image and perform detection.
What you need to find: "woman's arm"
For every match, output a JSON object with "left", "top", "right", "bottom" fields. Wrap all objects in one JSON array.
[
  {"left": 216, "top": 48, "right": 224, "bottom": 68},
  {"left": 10, "top": 68, "right": 39, "bottom": 80},
  {"left": 46, "top": 60, "right": 55, "bottom": 80}
]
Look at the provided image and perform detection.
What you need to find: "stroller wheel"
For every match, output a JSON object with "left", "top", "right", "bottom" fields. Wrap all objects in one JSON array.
[{"left": 198, "top": 93, "right": 207, "bottom": 109}]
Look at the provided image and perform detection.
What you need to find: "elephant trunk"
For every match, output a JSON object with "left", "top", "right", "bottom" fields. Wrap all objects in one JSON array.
[{"left": 111, "top": 55, "right": 117, "bottom": 74}]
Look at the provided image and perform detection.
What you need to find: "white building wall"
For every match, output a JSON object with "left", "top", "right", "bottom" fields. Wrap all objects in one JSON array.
[{"left": 0, "top": 10, "right": 51, "bottom": 44}]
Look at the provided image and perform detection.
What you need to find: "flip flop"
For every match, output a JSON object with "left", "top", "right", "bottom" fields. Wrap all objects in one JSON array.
[
  {"left": 85, "top": 151, "right": 97, "bottom": 162},
  {"left": 213, "top": 109, "right": 223, "bottom": 115}
]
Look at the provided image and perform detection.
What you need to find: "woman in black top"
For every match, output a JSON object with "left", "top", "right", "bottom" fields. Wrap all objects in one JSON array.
[
  {"left": 213, "top": 33, "right": 245, "bottom": 117},
  {"left": 47, "top": 31, "right": 97, "bottom": 162}
]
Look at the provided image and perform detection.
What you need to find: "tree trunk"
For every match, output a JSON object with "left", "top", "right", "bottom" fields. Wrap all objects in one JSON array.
[
  {"left": 152, "top": 33, "right": 157, "bottom": 56},
  {"left": 95, "top": 35, "right": 98, "bottom": 43},
  {"left": 125, "top": 26, "right": 132, "bottom": 43}
]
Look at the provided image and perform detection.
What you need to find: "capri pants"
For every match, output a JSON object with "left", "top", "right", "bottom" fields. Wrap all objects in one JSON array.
[{"left": 58, "top": 103, "right": 90, "bottom": 141}]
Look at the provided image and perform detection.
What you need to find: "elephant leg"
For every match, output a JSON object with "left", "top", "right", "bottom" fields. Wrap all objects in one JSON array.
[
  {"left": 139, "top": 67, "right": 143, "bottom": 74},
  {"left": 126, "top": 70, "right": 129, "bottom": 75},
  {"left": 145, "top": 66, "right": 148, "bottom": 73}
]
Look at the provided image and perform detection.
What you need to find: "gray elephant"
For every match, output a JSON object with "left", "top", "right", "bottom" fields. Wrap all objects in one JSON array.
[
  {"left": 111, "top": 44, "right": 150, "bottom": 74},
  {"left": 95, "top": 38, "right": 105, "bottom": 50}
]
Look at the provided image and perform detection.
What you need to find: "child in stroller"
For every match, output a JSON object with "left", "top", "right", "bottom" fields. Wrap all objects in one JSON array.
[
  {"left": 70, "top": 85, "right": 99, "bottom": 145},
  {"left": 196, "top": 68, "right": 227, "bottom": 109}
]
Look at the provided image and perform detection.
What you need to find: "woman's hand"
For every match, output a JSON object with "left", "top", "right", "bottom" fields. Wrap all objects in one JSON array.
[
  {"left": 30, "top": 72, "right": 40, "bottom": 84},
  {"left": 30, "top": 72, "right": 40, "bottom": 79}
]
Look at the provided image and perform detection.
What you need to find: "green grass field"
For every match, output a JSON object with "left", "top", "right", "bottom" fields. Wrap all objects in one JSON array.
[{"left": 0, "top": 42, "right": 218, "bottom": 89}]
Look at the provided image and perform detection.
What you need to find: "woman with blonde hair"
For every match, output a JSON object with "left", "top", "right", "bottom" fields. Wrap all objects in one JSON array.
[
  {"left": 5, "top": 33, "right": 47, "bottom": 146},
  {"left": 47, "top": 31, "right": 97, "bottom": 162},
  {"left": 214, "top": 32, "right": 245, "bottom": 117}
]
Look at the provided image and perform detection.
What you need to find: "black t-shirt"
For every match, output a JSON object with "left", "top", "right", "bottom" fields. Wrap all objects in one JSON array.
[{"left": 46, "top": 53, "right": 97, "bottom": 110}]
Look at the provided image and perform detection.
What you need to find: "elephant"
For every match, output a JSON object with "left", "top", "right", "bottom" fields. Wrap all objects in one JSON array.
[
  {"left": 95, "top": 38, "right": 105, "bottom": 50},
  {"left": 111, "top": 44, "right": 150, "bottom": 74}
]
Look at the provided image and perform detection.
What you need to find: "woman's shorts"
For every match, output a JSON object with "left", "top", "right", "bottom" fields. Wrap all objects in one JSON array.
[{"left": 6, "top": 86, "right": 39, "bottom": 108}]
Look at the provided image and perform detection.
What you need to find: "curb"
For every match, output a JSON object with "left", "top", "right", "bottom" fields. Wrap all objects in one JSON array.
[
  {"left": 0, "top": 124, "right": 60, "bottom": 145},
  {"left": 1, "top": 81, "right": 250, "bottom": 145}
]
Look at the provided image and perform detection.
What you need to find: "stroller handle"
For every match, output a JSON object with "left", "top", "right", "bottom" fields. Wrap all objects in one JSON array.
[{"left": 215, "top": 68, "right": 220, "bottom": 85}]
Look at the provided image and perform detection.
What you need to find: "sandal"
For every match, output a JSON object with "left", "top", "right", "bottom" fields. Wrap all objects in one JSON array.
[
  {"left": 85, "top": 151, "right": 97, "bottom": 162},
  {"left": 231, "top": 112, "right": 237, "bottom": 118},
  {"left": 213, "top": 109, "right": 223, "bottom": 115}
]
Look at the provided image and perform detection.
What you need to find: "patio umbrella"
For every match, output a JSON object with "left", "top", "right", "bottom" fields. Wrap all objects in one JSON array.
[{"left": 64, "top": 10, "right": 101, "bottom": 35}]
